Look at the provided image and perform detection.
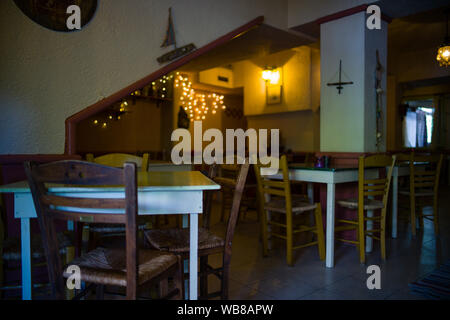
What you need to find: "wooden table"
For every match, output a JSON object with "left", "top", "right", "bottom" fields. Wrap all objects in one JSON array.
[{"left": 0, "top": 171, "right": 220, "bottom": 300}]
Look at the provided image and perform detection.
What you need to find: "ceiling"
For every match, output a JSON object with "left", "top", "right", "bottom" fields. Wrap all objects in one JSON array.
[
  {"left": 389, "top": 6, "right": 449, "bottom": 54},
  {"left": 179, "top": 23, "right": 313, "bottom": 72},
  {"left": 177, "top": 3, "right": 449, "bottom": 74},
  {"left": 291, "top": 0, "right": 449, "bottom": 41}
]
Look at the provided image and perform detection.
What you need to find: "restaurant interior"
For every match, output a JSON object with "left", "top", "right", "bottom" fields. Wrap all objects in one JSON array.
[{"left": 1, "top": 0, "right": 450, "bottom": 301}]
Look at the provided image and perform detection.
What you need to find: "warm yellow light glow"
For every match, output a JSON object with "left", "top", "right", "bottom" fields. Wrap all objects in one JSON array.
[
  {"left": 269, "top": 69, "right": 280, "bottom": 84},
  {"left": 262, "top": 67, "right": 281, "bottom": 84},
  {"left": 262, "top": 69, "right": 272, "bottom": 81},
  {"left": 93, "top": 120, "right": 98, "bottom": 125},
  {"left": 437, "top": 45, "right": 450, "bottom": 66}
]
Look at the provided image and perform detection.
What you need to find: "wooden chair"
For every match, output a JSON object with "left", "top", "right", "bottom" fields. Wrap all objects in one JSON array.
[
  {"left": 24, "top": 160, "right": 183, "bottom": 300},
  {"left": 85, "top": 153, "right": 151, "bottom": 248},
  {"left": 144, "top": 161, "right": 250, "bottom": 300},
  {"left": 86, "top": 153, "right": 149, "bottom": 172},
  {"left": 216, "top": 163, "right": 256, "bottom": 223},
  {"left": 254, "top": 155, "right": 325, "bottom": 266},
  {"left": 0, "top": 167, "right": 74, "bottom": 298},
  {"left": 397, "top": 152, "right": 444, "bottom": 236},
  {"left": 336, "top": 154, "right": 396, "bottom": 263}
]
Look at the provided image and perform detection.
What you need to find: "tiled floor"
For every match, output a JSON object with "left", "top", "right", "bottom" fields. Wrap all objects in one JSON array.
[{"left": 204, "top": 187, "right": 450, "bottom": 300}]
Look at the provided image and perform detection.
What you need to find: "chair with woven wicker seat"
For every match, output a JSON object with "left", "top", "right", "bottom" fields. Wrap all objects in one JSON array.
[
  {"left": 336, "top": 154, "right": 396, "bottom": 264},
  {"left": 24, "top": 160, "right": 183, "bottom": 300},
  {"left": 254, "top": 155, "right": 325, "bottom": 267},
  {"left": 397, "top": 152, "right": 443, "bottom": 237},
  {"left": 0, "top": 167, "right": 74, "bottom": 298},
  {"left": 145, "top": 161, "right": 250, "bottom": 300}
]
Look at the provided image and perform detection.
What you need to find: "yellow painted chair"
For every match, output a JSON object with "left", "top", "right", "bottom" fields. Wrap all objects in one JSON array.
[
  {"left": 85, "top": 153, "right": 151, "bottom": 248},
  {"left": 86, "top": 153, "right": 149, "bottom": 172},
  {"left": 336, "top": 154, "right": 396, "bottom": 264},
  {"left": 397, "top": 152, "right": 443, "bottom": 236},
  {"left": 254, "top": 155, "right": 325, "bottom": 266}
]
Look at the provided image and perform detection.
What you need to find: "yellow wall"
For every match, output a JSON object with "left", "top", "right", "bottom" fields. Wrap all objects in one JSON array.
[{"left": 233, "top": 46, "right": 319, "bottom": 116}]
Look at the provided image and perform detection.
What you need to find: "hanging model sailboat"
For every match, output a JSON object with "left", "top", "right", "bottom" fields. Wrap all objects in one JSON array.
[{"left": 157, "top": 7, "right": 196, "bottom": 64}]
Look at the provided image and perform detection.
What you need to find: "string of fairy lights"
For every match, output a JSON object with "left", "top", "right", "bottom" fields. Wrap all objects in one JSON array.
[
  {"left": 92, "top": 72, "right": 226, "bottom": 129},
  {"left": 175, "top": 73, "right": 226, "bottom": 122}
]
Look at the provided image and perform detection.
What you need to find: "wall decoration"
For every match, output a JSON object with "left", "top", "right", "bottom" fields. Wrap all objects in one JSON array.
[
  {"left": 175, "top": 74, "right": 226, "bottom": 122},
  {"left": 13, "top": 0, "right": 97, "bottom": 32},
  {"left": 326, "top": 60, "right": 353, "bottom": 94},
  {"left": 177, "top": 106, "right": 190, "bottom": 129},
  {"left": 157, "top": 7, "right": 196, "bottom": 64},
  {"left": 262, "top": 66, "right": 282, "bottom": 105},
  {"left": 266, "top": 85, "right": 282, "bottom": 104},
  {"left": 375, "top": 50, "right": 384, "bottom": 150}
]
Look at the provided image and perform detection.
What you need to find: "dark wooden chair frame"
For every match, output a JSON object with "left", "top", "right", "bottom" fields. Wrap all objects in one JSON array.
[
  {"left": 24, "top": 160, "right": 183, "bottom": 300},
  {"left": 146, "top": 161, "right": 250, "bottom": 300}
]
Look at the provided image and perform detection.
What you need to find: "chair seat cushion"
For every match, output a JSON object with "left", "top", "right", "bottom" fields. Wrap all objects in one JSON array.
[
  {"left": 63, "top": 247, "right": 178, "bottom": 287},
  {"left": 144, "top": 228, "right": 224, "bottom": 254},
  {"left": 337, "top": 198, "right": 384, "bottom": 210},
  {"left": 398, "top": 189, "right": 434, "bottom": 197},
  {"left": 2, "top": 232, "right": 73, "bottom": 261},
  {"left": 264, "top": 195, "right": 316, "bottom": 214}
]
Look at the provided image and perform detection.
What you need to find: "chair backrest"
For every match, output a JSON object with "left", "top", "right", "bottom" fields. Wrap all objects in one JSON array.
[
  {"left": 213, "top": 161, "right": 250, "bottom": 261},
  {"left": 358, "top": 154, "right": 397, "bottom": 212},
  {"left": 406, "top": 153, "right": 443, "bottom": 196},
  {"left": 254, "top": 155, "right": 291, "bottom": 204},
  {"left": 86, "top": 153, "right": 149, "bottom": 172},
  {"left": 202, "top": 164, "right": 219, "bottom": 230},
  {"left": 24, "top": 160, "right": 138, "bottom": 300}
]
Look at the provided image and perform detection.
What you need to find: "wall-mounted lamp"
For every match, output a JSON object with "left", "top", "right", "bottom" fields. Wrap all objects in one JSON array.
[
  {"left": 262, "top": 66, "right": 282, "bottom": 104},
  {"left": 262, "top": 67, "right": 281, "bottom": 84}
]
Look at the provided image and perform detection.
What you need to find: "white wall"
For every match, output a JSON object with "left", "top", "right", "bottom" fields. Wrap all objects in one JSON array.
[
  {"left": 0, "top": 0, "right": 288, "bottom": 154},
  {"left": 320, "top": 13, "right": 366, "bottom": 152}
]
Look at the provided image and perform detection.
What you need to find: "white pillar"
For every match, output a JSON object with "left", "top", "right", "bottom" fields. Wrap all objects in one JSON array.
[{"left": 320, "top": 11, "right": 388, "bottom": 152}]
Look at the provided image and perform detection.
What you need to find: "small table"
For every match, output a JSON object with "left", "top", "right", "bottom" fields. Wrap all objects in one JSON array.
[
  {"left": 276, "top": 163, "right": 419, "bottom": 267},
  {"left": 0, "top": 171, "right": 220, "bottom": 300},
  {"left": 285, "top": 164, "right": 377, "bottom": 268}
]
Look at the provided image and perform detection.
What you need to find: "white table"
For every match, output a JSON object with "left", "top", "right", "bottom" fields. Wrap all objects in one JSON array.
[
  {"left": 0, "top": 171, "right": 220, "bottom": 300},
  {"left": 281, "top": 163, "right": 417, "bottom": 267},
  {"left": 271, "top": 164, "right": 408, "bottom": 268}
]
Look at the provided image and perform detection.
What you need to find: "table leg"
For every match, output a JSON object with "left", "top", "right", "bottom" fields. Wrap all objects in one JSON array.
[
  {"left": 391, "top": 168, "right": 398, "bottom": 238},
  {"left": 189, "top": 214, "right": 198, "bottom": 300},
  {"left": 366, "top": 210, "right": 373, "bottom": 252},
  {"left": 326, "top": 183, "right": 335, "bottom": 268},
  {"left": 182, "top": 214, "right": 189, "bottom": 298},
  {"left": 20, "top": 218, "right": 32, "bottom": 300},
  {"left": 307, "top": 183, "right": 314, "bottom": 203}
]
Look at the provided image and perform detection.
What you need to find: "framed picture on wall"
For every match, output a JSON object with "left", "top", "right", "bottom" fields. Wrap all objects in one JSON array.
[{"left": 266, "top": 85, "right": 282, "bottom": 104}]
